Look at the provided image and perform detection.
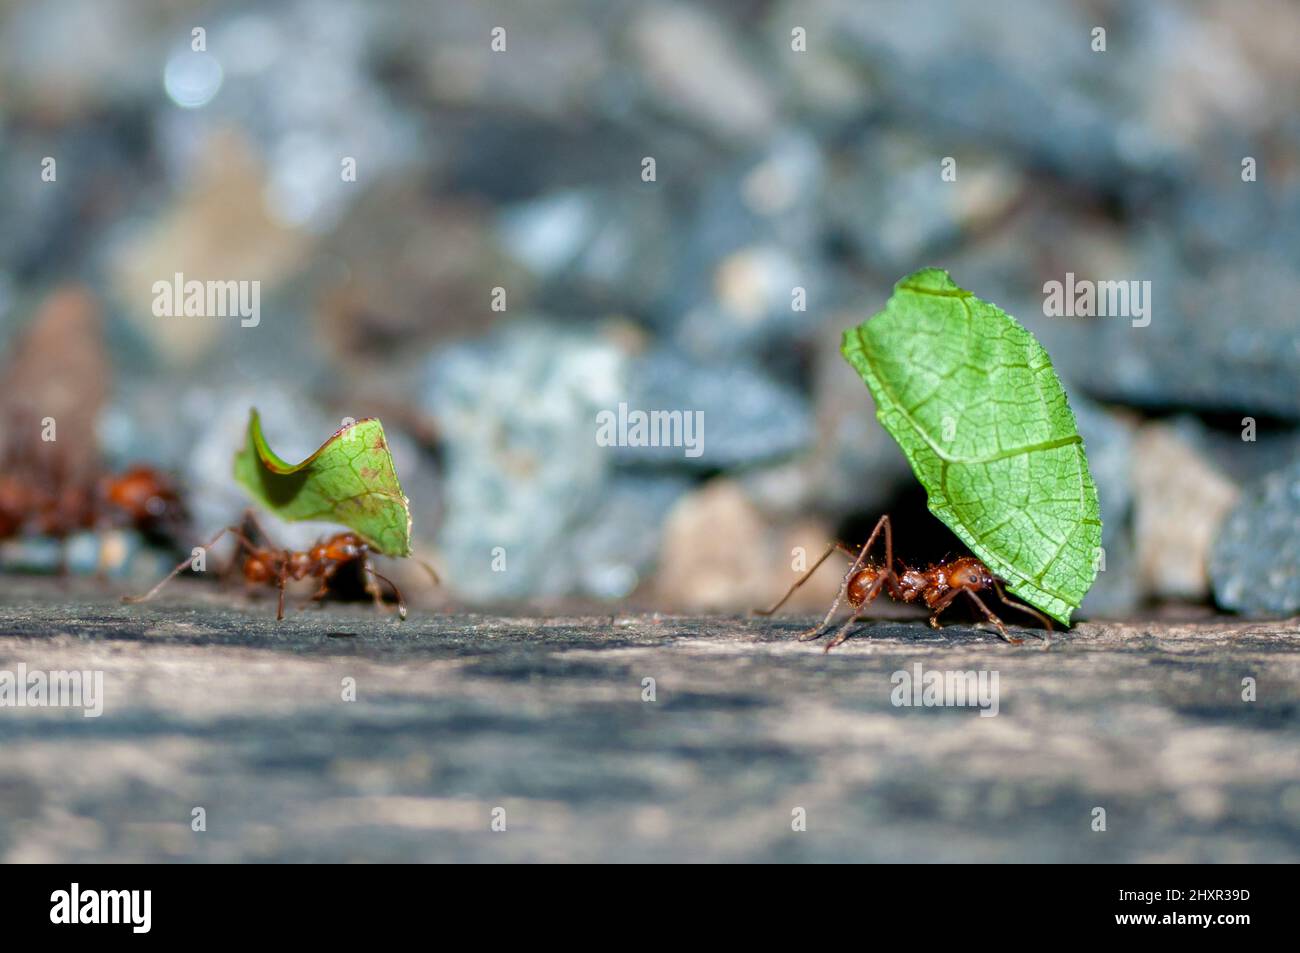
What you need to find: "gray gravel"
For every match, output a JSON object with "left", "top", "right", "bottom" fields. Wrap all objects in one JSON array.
[
  {"left": 1, "top": 578, "right": 1298, "bottom": 863},
  {"left": 1212, "top": 459, "right": 1300, "bottom": 617}
]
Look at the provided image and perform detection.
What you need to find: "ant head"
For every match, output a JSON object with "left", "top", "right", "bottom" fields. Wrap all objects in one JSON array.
[
  {"left": 106, "top": 467, "right": 189, "bottom": 537},
  {"left": 321, "top": 532, "right": 365, "bottom": 561},
  {"left": 949, "top": 557, "right": 994, "bottom": 590}
]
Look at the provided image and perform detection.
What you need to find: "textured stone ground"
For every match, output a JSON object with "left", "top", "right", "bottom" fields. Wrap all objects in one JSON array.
[{"left": 1, "top": 578, "right": 1297, "bottom": 863}]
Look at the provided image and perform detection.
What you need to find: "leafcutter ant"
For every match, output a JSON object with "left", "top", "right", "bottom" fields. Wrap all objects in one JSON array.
[
  {"left": 755, "top": 515, "right": 1053, "bottom": 650},
  {"left": 0, "top": 453, "right": 187, "bottom": 550},
  {"left": 124, "top": 512, "right": 438, "bottom": 621}
]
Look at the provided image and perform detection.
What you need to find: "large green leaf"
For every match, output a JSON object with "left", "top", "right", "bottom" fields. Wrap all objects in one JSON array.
[
  {"left": 841, "top": 268, "right": 1102, "bottom": 624},
  {"left": 232, "top": 409, "right": 412, "bottom": 557}
]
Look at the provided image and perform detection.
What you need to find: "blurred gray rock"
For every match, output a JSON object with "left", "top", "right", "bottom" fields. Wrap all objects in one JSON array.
[
  {"left": 1077, "top": 242, "right": 1300, "bottom": 420},
  {"left": 0, "top": 529, "right": 168, "bottom": 580},
  {"left": 823, "top": 131, "right": 1023, "bottom": 272},
  {"left": 1132, "top": 423, "right": 1239, "bottom": 602},
  {"left": 809, "top": 0, "right": 1174, "bottom": 186},
  {"left": 570, "top": 474, "right": 691, "bottom": 600},
  {"left": 661, "top": 135, "right": 835, "bottom": 363},
  {"left": 497, "top": 186, "right": 676, "bottom": 317},
  {"left": 1072, "top": 396, "right": 1141, "bottom": 617},
  {"left": 1211, "top": 459, "right": 1300, "bottom": 617},
  {"left": 629, "top": 2, "right": 778, "bottom": 142},
  {"left": 400, "top": 1, "right": 608, "bottom": 120},
  {"left": 938, "top": 204, "right": 1300, "bottom": 424},
  {"left": 320, "top": 188, "right": 516, "bottom": 360},
  {"left": 0, "top": 0, "right": 158, "bottom": 114},
  {"left": 617, "top": 348, "right": 812, "bottom": 469},
  {"left": 156, "top": 3, "right": 426, "bottom": 233},
  {"left": 0, "top": 115, "right": 159, "bottom": 287},
  {"left": 423, "top": 322, "right": 627, "bottom": 602},
  {"left": 1190, "top": 423, "right": 1300, "bottom": 491}
]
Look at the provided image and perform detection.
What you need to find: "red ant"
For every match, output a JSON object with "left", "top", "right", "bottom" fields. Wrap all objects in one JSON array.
[
  {"left": 0, "top": 457, "right": 187, "bottom": 550},
  {"left": 124, "top": 512, "right": 437, "bottom": 621},
  {"left": 97, "top": 466, "right": 187, "bottom": 534},
  {"left": 755, "top": 515, "right": 1053, "bottom": 650}
]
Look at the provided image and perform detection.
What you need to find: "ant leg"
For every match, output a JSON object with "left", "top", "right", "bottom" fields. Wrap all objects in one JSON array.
[
  {"left": 305, "top": 563, "right": 339, "bottom": 604},
  {"left": 753, "top": 541, "right": 842, "bottom": 617},
  {"left": 92, "top": 528, "right": 109, "bottom": 585},
  {"left": 823, "top": 573, "right": 892, "bottom": 651},
  {"left": 222, "top": 527, "right": 263, "bottom": 578},
  {"left": 800, "top": 515, "right": 894, "bottom": 642},
  {"left": 962, "top": 590, "right": 1023, "bottom": 645},
  {"left": 802, "top": 524, "right": 891, "bottom": 641},
  {"left": 275, "top": 564, "right": 288, "bottom": 621},
  {"left": 124, "top": 525, "right": 249, "bottom": 605},
  {"left": 992, "top": 580, "right": 1054, "bottom": 643},
  {"left": 364, "top": 560, "right": 407, "bottom": 620},
  {"left": 239, "top": 508, "right": 277, "bottom": 544},
  {"left": 927, "top": 589, "right": 960, "bottom": 629}
]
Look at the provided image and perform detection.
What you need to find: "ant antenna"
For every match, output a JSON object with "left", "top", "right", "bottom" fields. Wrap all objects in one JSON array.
[
  {"left": 410, "top": 552, "right": 441, "bottom": 586},
  {"left": 991, "top": 580, "right": 1054, "bottom": 644},
  {"left": 365, "top": 564, "right": 407, "bottom": 620}
]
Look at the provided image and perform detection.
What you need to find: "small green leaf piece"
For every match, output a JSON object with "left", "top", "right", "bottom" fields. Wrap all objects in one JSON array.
[
  {"left": 841, "top": 268, "right": 1102, "bottom": 625},
  {"left": 233, "top": 409, "right": 412, "bottom": 557}
]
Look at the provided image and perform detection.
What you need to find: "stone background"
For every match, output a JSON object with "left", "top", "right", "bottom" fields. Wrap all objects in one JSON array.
[
  {"left": 1, "top": 0, "right": 1298, "bottom": 618},
  {"left": 1, "top": 0, "right": 1299, "bottom": 864}
]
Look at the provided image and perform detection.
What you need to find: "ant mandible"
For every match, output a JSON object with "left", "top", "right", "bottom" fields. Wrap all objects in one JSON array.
[
  {"left": 124, "top": 512, "right": 430, "bottom": 621},
  {"left": 754, "top": 515, "right": 1053, "bottom": 650}
]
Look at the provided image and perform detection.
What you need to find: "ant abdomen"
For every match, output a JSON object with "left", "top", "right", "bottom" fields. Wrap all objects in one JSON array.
[{"left": 846, "top": 566, "right": 885, "bottom": 607}]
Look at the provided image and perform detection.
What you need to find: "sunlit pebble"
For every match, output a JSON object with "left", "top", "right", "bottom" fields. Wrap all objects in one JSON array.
[
  {"left": 164, "top": 51, "right": 223, "bottom": 109},
  {"left": 588, "top": 564, "right": 638, "bottom": 600}
]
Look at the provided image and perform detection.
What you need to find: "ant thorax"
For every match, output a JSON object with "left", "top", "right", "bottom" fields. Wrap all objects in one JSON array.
[
  {"left": 895, "top": 569, "right": 929, "bottom": 603},
  {"left": 287, "top": 550, "right": 314, "bottom": 579}
]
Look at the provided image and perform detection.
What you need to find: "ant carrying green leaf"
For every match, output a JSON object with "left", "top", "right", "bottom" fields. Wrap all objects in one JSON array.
[{"left": 125, "top": 510, "right": 438, "bottom": 620}]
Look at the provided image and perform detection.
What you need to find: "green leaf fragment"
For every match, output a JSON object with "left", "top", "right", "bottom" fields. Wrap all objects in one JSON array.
[
  {"left": 841, "top": 268, "right": 1102, "bottom": 625},
  {"left": 232, "top": 409, "right": 413, "bottom": 557}
]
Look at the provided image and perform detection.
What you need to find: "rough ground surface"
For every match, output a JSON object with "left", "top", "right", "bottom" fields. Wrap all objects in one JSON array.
[{"left": 1, "top": 579, "right": 1298, "bottom": 863}]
